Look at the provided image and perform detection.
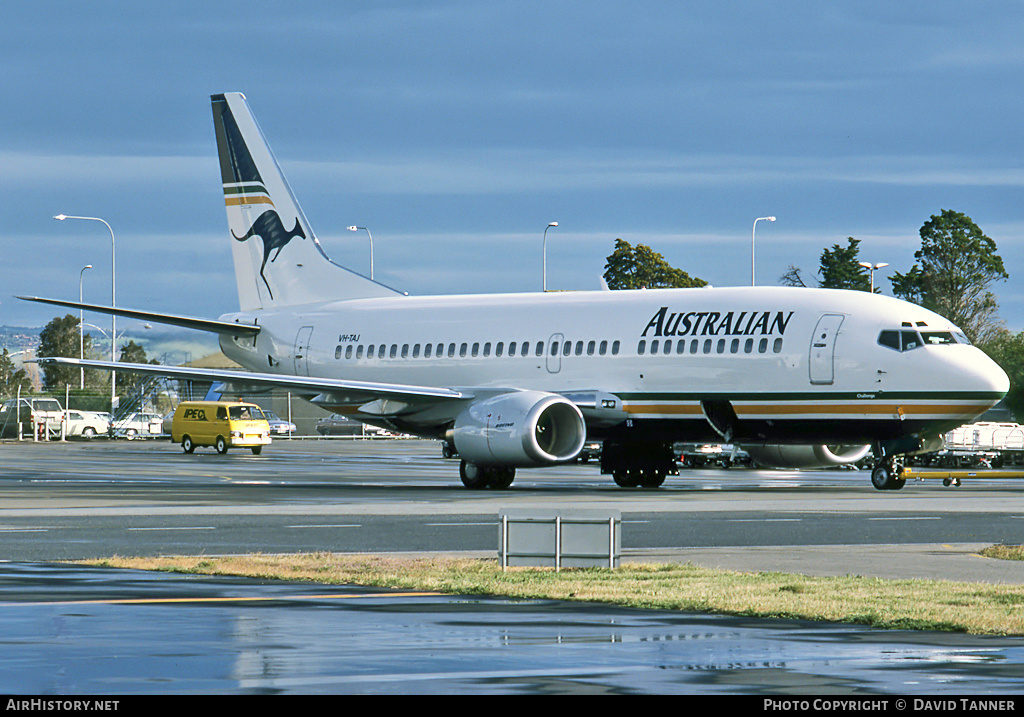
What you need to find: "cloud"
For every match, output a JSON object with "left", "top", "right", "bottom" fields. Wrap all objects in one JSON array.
[
  {"left": 0, "top": 151, "right": 212, "bottom": 187},
  {"left": 288, "top": 152, "right": 1024, "bottom": 196}
]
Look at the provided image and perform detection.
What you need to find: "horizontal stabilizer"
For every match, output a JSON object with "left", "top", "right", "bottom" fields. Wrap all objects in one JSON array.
[{"left": 18, "top": 296, "right": 260, "bottom": 337}]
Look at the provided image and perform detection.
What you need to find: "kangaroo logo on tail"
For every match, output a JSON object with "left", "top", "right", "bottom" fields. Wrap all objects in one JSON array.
[
  {"left": 232, "top": 210, "right": 306, "bottom": 300},
  {"left": 213, "top": 93, "right": 402, "bottom": 309}
]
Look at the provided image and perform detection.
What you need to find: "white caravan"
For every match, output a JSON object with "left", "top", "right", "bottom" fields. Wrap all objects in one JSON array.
[{"left": 25, "top": 93, "right": 1009, "bottom": 491}]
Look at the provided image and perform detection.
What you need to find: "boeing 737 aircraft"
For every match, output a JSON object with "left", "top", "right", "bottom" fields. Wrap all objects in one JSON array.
[{"left": 24, "top": 92, "right": 1009, "bottom": 491}]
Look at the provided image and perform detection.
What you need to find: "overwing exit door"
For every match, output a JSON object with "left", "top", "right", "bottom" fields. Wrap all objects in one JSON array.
[
  {"left": 809, "top": 314, "right": 844, "bottom": 385},
  {"left": 546, "top": 333, "right": 564, "bottom": 373}
]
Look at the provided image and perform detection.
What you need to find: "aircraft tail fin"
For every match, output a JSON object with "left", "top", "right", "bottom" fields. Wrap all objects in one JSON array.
[{"left": 211, "top": 93, "right": 401, "bottom": 310}]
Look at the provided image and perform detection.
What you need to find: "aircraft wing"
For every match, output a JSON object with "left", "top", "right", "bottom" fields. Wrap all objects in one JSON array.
[
  {"left": 17, "top": 296, "right": 260, "bottom": 337},
  {"left": 36, "top": 357, "right": 466, "bottom": 405}
]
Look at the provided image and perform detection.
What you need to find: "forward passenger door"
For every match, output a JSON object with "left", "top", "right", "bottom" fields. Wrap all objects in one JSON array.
[{"left": 809, "top": 314, "right": 844, "bottom": 385}]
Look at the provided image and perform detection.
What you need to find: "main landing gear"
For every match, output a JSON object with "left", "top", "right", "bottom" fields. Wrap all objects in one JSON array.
[
  {"left": 459, "top": 460, "right": 515, "bottom": 490},
  {"left": 870, "top": 457, "right": 906, "bottom": 491},
  {"left": 601, "top": 441, "right": 677, "bottom": 489}
]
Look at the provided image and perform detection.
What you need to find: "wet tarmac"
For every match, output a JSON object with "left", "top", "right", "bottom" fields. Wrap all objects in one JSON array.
[
  {"left": 5, "top": 439, "right": 1024, "bottom": 695},
  {"left": 3, "top": 562, "right": 1024, "bottom": 695}
]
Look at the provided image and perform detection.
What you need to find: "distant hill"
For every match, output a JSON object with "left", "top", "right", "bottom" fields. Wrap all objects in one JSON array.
[{"left": 0, "top": 326, "right": 40, "bottom": 352}]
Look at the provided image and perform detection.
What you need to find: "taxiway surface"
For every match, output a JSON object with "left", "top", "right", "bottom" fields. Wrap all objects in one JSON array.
[{"left": 3, "top": 438, "right": 1024, "bottom": 694}]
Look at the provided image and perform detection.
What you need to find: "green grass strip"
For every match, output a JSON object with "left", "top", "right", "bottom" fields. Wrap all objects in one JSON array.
[{"left": 80, "top": 550, "right": 1024, "bottom": 636}]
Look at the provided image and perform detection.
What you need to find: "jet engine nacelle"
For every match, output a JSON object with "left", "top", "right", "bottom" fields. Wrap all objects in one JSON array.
[
  {"left": 745, "top": 444, "right": 872, "bottom": 469},
  {"left": 452, "top": 391, "right": 586, "bottom": 467}
]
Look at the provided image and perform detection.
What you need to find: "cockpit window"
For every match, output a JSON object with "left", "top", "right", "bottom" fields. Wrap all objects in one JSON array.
[
  {"left": 878, "top": 329, "right": 923, "bottom": 352},
  {"left": 920, "top": 331, "right": 956, "bottom": 346},
  {"left": 900, "top": 330, "right": 921, "bottom": 351},
  {"left": 879, "top": 328, "right": 969, "bottom": 352},
  {"left": 878, "top": 330, "right": 900, "bottom": 351}
]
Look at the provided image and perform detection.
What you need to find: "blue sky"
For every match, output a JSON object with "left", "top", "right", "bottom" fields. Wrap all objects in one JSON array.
[{"left": 3, "top": 1, "right": 1024, "bottom": 347}]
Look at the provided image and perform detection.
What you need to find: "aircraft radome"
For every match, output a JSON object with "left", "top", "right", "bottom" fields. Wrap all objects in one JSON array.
[{"left": 24, "top": 93, "right": 1009, "bottom": 491}]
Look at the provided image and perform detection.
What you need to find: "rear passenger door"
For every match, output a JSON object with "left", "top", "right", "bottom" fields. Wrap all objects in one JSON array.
[{"left": 293, "top": 326, "right": 314, "bottom": 376}]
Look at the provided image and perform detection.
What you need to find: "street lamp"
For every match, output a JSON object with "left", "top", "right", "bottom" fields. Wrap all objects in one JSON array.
[
  {"left": 858, "top": 261, "right": 889, "bottom": 293},
  {"left": 347, "top": 226, "right": 374, "bottom": 279},
  {"left": 542, "top": 222, "right": 558, "bottom": 292},
  {"left": 79, "top": 264, "right": 92, "bottom": 390},
  {"left": 54, "top": 214, "right": 117, "bottom": 407},
  {"left": 751, "top": 216, "right": 776, "bottom": 286}
]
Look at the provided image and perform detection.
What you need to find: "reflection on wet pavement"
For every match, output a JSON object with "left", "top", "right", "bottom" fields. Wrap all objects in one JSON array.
[{"left": 2, "top": 563, "right": 1023, "bottom": 694}]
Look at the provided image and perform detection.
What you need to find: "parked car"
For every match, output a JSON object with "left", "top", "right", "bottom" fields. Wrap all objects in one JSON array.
[
  {"left": 112, "top": 412, "right": 164, "bottom": 439},
  {"left": 0, "top": 397, "right": 65, "bottom": 438},
  {"left": 264, "top": 411, "right": 297, "bottom": 436},
  {"left": 161, "top": 411, "right": 175, "bottom": 436},
  {"left": 64, "top": 410, "right": 110, "bottom": 439},
  {"left": 315, "top": 413, "right": 364, "bottom": 436}
]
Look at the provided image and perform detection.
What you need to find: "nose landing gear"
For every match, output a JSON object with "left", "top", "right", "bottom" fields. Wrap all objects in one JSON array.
[{"left": 870, "top": 457, "right": 906, "bottom": 491}]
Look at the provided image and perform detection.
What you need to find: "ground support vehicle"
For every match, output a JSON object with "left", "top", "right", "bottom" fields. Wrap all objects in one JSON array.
[{"left": 172, "top": 401, "right": 271, "bottom": 455}]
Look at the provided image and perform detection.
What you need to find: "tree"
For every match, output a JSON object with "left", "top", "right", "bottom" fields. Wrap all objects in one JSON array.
[
  {"left": 603, "top": 238, "right": 707, "bottom": 290},
  {"left": 0, "top": 348, "right": 31, "bottom": 399},
  {"left": 818, "top": 238, "right": 871, "bottom": 291},
  {"left": 116, "top": 340, "right": 158, "bottom": 395},
  {"left": 778, "top": 237, "right": 871, "bottom": 291},
  {"left": 890, "top": 209, "right": 1007, "bottom": 344},
  {"left": 38, "top": 315, "right": 90, "bottom": 390},
  {"left": 778, "top": 264, "right": 808, "bottom": 288},
  {"left": 979, "top": 329, "right": 1024, "bottom": 421}
]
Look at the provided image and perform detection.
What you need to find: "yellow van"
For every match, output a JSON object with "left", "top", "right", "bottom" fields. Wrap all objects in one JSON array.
[{"left": 171, "top": 401, "right": 271, "bottom": 455}]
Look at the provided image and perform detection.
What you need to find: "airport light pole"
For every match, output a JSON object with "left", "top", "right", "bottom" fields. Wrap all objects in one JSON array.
[
  {"left": 542, "top": 222, "right": 558, "bottom": 292},
  {"left": 751, "top": 216, "right": 776, "bottom": 286},
  {"left": 78, "top": 264, "right": 92, "bottom": 390},
  {"left": 347, "top": 226, "right": 374, "bottom": 280},
  {"left": 54, "top": 214, "right": 116, "bottom": 408},
  {"left": 858, "top": 261, "right": 889, "bottom": 293}
]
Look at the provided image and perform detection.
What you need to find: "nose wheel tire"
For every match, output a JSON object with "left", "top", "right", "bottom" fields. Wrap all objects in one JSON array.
[{"left": 871, "top": 461, "right": 906, "bottom": 490}]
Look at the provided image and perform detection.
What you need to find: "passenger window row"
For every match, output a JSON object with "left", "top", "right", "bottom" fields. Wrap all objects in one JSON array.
[
  {"left": 637, "top": 337, "right": 784, "bottom": 356},
  {"left": 335, "top": 339, "right": 623, "bottom": 361}
]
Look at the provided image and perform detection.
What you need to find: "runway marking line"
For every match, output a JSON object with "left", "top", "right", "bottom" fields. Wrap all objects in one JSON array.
[
  {"left": 424, "top": 522, "right": 493, "bottom": 527},
  {"left": 125, "top": 526, "right": 217, "bottom": 531},
  {"left": 3, "top": 591, "right": 442, "bottom": 607}
]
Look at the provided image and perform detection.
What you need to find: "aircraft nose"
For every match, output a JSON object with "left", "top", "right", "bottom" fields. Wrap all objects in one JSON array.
[{"left": 967, "top": 348, "right": 1009, "bottom": 398}]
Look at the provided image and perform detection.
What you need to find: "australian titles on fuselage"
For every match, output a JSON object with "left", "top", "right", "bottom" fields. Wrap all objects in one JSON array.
[{"left": 642, "top": 307, "right": 793, "bottom": 339}]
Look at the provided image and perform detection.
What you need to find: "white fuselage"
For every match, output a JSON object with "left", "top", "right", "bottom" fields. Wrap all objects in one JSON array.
[{"left": 218, "top": 285, "right": 1008, "bottom": 445}]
